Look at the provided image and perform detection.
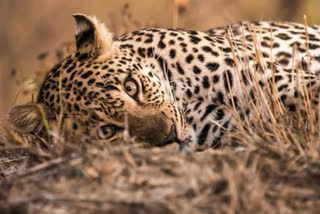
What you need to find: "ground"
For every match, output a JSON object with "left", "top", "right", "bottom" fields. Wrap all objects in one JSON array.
[{"left": 0, "top": 136, "right": 320, "bottom": 213}]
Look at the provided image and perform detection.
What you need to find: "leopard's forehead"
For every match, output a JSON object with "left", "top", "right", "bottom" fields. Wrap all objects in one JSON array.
[
  {"left": 36, "top": 42, "right": 170, "bottom": 119},
  {"left": 43, "top": 50, "right": 141, "bottom": 87}
]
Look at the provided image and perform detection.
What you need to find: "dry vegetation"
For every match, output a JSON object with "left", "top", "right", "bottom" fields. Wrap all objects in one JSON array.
[{"left": 1, "top": 1, "right": 320, "bottom": 213}]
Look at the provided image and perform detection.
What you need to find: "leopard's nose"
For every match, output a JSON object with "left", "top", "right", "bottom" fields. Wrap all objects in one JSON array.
[{"left": 161, "top": 124, "right": 181, "bottom": 146}]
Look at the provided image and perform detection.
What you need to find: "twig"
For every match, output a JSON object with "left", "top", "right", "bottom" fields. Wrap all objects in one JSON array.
[{"left": 11, "top": 154, "right": 80, "bottom": 179}]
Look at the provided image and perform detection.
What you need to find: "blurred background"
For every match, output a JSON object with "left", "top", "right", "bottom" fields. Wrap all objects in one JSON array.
[{"left": 0, "top": 0, "right": 319, "bottom": 120}]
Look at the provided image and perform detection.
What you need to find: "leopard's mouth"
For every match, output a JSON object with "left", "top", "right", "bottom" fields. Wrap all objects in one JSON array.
[
  {"left": 161, "top": 124, "right": 181, "bottom": 146},
  {"left": 126, "top": 111, "right": 183, "bottom": 146}
]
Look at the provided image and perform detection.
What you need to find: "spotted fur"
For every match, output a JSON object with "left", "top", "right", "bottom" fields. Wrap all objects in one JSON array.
[{"left": 7, "top": 15, "right": 320, "bottom": 150}]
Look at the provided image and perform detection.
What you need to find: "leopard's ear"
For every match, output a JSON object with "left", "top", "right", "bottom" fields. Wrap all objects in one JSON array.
[
  {"left": 6, "top": 103, "right": 55, "bottom": 134},
  {"left": 73, "top": 13, "right": 113, "bottom": 57}
]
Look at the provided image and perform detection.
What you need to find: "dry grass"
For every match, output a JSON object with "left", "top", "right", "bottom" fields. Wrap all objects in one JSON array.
[
  {"left": 1, "top": 1, "right": 320, "bottom": 213},
  {"left": 222, "top": 22, "right": 320, "bottom": 160}
]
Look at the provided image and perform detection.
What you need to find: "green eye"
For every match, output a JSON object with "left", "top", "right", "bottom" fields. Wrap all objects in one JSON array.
[{"left": 124, "top": 79, "right": 138, "bottom": 97}]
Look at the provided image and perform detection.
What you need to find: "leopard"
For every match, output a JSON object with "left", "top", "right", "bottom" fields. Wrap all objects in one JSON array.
[{"left": 6, "top": 14, "right": 320, "bottom": 150}]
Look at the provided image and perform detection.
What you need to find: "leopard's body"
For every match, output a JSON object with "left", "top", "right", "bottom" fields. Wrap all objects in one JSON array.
[{"left": 8, "top": 15, "right": 320, "bottom": 150}]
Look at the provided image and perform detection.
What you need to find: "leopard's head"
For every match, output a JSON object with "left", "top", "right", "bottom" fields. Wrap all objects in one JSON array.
[{"left": 7, "top": 14, "right": 189, "bottom": 146}]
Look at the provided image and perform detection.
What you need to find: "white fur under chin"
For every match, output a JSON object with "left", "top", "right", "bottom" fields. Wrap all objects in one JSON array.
[{"left": 179, "top": 127, "right": 198, "bottom": 152}]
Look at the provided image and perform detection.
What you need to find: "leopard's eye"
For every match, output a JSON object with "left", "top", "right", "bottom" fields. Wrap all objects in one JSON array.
[
  {"left": 124, "top": 79, "right": 138, "bottom": 97},
  {"left": 96, "top": 125, "right": 123, "bottom": 140},
  {"left": 100, "top": 125, "right": 116, "bottom": 139}
]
